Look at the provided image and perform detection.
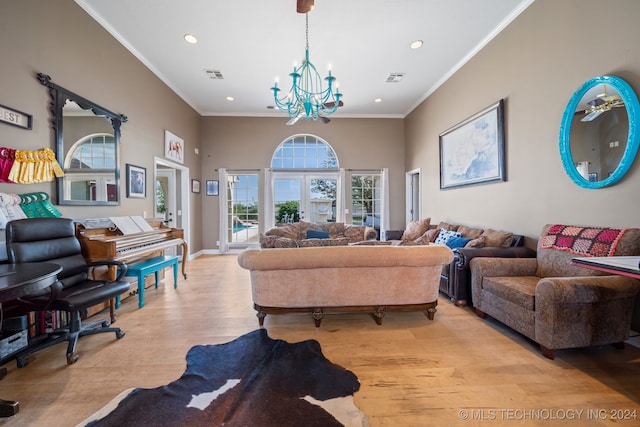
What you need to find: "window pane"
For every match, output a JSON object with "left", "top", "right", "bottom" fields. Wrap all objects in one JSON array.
[{"left": 271, "top": 135, "right": 338, "bottom": 169}]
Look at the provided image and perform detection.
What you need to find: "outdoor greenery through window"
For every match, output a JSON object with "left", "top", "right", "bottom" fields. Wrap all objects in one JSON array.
[
  {"left": 272, "top": 135, "right": 339, "bottom": 225},
  {"left": 351, "top": 174, "right": 382, "bottom": 233},
  {"left": 228, "top": 174, "right": 259, "bottom": 244}
]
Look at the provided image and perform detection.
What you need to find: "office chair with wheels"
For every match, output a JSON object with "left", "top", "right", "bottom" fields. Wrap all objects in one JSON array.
[{"left": 4, "top": 217, "right": 130, "bottom": 366}]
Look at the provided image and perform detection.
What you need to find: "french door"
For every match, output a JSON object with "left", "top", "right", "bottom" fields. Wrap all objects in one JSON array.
[{"left": 272, "top": 172, "right": 339, "bottom": 225}]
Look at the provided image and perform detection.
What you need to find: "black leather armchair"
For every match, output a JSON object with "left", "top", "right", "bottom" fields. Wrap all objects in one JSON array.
[{"left": 4, "top": 217, "right": 130, "bottom": 366}]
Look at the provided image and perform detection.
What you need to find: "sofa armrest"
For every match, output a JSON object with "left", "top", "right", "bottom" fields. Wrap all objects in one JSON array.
[
  {"left": 454, "top": 246, "right": 536, "bottom": 271},
  {"left": 535, "top": 275, "right": 640, "bottom": 349},
  {"left": 382, "top": 230, "right": 404, "bottom": 241},
  {"left": 364, "top": 226, "right": 378, "bottom": 240}
]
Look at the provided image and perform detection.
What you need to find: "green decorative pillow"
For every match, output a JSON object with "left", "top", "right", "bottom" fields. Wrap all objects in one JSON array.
[{"left": 306, "top": 229, "right": 330, "bottom": 239}]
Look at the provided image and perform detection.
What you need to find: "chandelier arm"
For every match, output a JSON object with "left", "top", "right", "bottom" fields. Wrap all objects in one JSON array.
[{"left": 271, "top": 9, "right": 342, "bottom": 122}]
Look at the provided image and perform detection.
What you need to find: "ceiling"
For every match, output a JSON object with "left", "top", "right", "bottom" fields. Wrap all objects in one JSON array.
[{"left": 75, "top": 0, "right": 533, "bottom": 120}]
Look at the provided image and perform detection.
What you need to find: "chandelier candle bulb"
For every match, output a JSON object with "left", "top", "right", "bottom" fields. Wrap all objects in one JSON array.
[{"left": 271, "top": 11, "right": 343, "bottom": 123}]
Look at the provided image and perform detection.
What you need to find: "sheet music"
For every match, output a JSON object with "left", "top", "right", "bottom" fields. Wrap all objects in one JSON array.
[
  {"left": 131, "top": 216, "right": 154, "bottom": 232},
  {"left": 109, "top": 216, "right": 152, "bottom": 235}
]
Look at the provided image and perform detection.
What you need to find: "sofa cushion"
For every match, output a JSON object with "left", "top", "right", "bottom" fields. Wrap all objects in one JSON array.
[
  {"left": 482, "top": 276, "right": 538, "bottom": 311},
  {"left": 265, "top": 223, "right": 299, "bottom": 240},
  {"left": 306, "top": 229, "right": 330, "bottom": 239},
  {"left": 437, "top": 221, "right": 459, "bottom": 232},
  {"left": 401, "top": 218, "right": 431, "bottom": 241},
  {"left": 343, "top": 224, "right": 366, "bottom": 243},
  {"left": 297, "top": 221, "right": 318, "bottom": 240},
  {"left": 465, "top": 235, "right": 486, "bottom": 248},
  {"left": 457, "top": 225, "right": 484, "bottom": 239},
  {"left": 481, "top": 229, "right": 513, "bottom": 247},
  {"left": 425, "top": 228, "right": 441, "bottom": 243},
  {"left": 298, "top": 237, "right": 351, "bottom": 247},
  {"left": 435, "top": 229, "right": 461, "bottom": 245},
  {"left": 445, "top": 236, "right": 472, "bottom": 249},
  {"left": 319, "top": 222, "right": 345, "bottom": 238},
  {"left": 259, "top": 235, "right": 299, "bottom": 248}
]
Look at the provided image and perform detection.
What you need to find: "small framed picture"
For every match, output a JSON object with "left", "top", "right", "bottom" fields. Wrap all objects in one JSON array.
[
  {"left": 126, "top": 164, "right": 146, "bottom": 198},
  {"left": 164, "top": 130, "right": 184, "bottom": 164},
  {"left": 191, "top": 179, "right": 201, "bottom": 193},
  {"left": 206, "top": 180, "right": 219, "bottom": 196}
]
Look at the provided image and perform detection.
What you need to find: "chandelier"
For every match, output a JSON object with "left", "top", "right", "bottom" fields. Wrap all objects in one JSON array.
[{"left": 271, "top": 12, "right": 342, "bottom": 123}]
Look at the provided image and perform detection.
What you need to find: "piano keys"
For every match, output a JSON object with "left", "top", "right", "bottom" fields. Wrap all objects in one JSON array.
[{"left": 75, "top": 217, "right": 188, "bottom": 279}]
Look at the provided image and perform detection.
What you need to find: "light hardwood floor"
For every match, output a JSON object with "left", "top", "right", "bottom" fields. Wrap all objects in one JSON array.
[{"left": 1, "top": 254, "right": 639, "bottom": 426}]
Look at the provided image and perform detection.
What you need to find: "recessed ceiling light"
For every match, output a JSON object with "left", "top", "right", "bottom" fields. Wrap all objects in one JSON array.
[
  {"left": 225, "top": 96, "right": 234, "bottom": 101},
  {"left": 410, "top": 40, "right": 423, "bottom": 49},
  {"left": 374, "top": 98, "right": 383, "bottom": 103},
  {"left": 184, "top": 34, "right": 198, "bottom": 44}
]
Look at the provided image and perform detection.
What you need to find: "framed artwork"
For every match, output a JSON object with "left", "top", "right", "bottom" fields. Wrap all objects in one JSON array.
[
  {"left": 164, "top": 130, "right": 184, "bottom": 164},
  {"left": 191, "top": 179, "right": 201, "bottom": 193},
  {"left": 439, "top": 99, "right": 505, "bottom": 189},
  {"left": 206, "top": 180, "right": 219, "bottom": 196},
  {"left": 126, "top": 164, "right": 146, "bottom": 198}
]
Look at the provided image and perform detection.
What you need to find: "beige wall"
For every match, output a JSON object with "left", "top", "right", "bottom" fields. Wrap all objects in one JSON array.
[
  {"left": 200, "top": 117, "right": 405, "bottom": 249},
  {"left": 3, "top": 0, "right": 640, "bottom": 255},
  {"left": 0, "top": 0, "right": 203, "bottom": 252},
  {"left": 405, "top": 0, "right": 640, "bottom": 246}
]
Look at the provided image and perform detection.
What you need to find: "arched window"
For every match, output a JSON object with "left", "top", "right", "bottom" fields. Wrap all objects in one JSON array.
[
  {"left": 62, "top": 133, "right": 117, "bottom": 202},
  {"left": 271, "top": 134, "right": 338, "bottom": 169},
  {"left": 65, "top": 133, "right": 115, "bottom": 169}
]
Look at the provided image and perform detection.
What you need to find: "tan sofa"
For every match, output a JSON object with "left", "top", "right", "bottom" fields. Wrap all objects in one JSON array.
[
  {"left": 471, "top": 224, "right": 640, "bottom": 359},
  {"left": 259, "top": 221, "right": 377, "bottom": 248},
  {"left": 237, "top": 245, "right": 454, "bottom": 326}
]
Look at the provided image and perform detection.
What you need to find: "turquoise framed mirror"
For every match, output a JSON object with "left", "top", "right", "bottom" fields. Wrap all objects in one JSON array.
[{"left": 559, "top": 75, "right": 640, "bottom": 188}]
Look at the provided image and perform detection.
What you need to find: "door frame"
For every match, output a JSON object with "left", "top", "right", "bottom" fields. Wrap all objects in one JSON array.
[
  {"left": 405, "top": 168, "right": 421, "bottom": 224},
  {"left": 154, "top": 156, "right": 190, "bottom": 257},
  {"left": 270, "top": 171, "right": 340, "bottom": 228}
]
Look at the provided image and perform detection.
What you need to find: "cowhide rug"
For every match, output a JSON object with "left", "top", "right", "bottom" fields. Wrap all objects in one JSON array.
[{"left": 78, "top": 329, "right": 368, "bottom": 426}]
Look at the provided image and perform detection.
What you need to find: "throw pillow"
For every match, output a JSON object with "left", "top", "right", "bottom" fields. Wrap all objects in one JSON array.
[
  {"left": 401, "top": 218, "right": 431, "bottom": 241},
  {"left": 437, "top": 221, "right": 459, "bottom": 232},
  {"left": 465, "top": 235, "right": 486, "bottom": 248},
  {"left": 456, "top": 225, "right": 484, "bottom": 239},
  {"left": 434, "top": 229, "right": 461, "bottom": 245},
  {"left": 481, "top": 229, "right": 513, "bottom": 247},
  {"left": 445, "top": 236, "right": 472, "bottom": 249},
  {"left": 425, "top": 228, "right": 441, "bottom": 242},
  {"left": 306, "top": 229, "right": 330, "bottom": 239}
]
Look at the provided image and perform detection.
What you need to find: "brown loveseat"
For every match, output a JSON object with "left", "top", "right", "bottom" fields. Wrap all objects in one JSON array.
[
  {"left": 385, "top": 219, "right": 536, "bottom": 306},
  {"left": 259, "top": 221, "right": 377, "bottom": 248},
  {"left": 470, "top": 224, "right": 640, "bottom": 359}
]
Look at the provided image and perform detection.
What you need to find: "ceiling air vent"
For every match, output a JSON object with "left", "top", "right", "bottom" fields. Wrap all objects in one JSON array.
[
  {"left": 204, "top": 69, "right": 224, "bottom": 80},
  {"left": 386, "top": 73, "right": 406, "bottom": 83}
]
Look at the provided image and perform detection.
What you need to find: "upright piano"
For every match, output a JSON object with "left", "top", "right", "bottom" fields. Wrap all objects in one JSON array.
[{"left": 75, "top": 217, "right": 188, "bottom": 280}]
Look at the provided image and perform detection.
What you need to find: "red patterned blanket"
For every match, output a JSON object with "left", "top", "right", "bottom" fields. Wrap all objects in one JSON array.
[{"left": 540, "top": 224, "right": 626, "bottom": 257}]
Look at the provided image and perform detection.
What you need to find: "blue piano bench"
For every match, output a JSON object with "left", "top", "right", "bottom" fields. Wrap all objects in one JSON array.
[{"left": 116, "top": 255, "right": 179, "bottom": 308}]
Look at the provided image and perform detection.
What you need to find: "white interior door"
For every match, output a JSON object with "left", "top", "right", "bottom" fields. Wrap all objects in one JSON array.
[
  {"left": 156, "top": 168, "right": 176, "bottom": 227},
  {"left": 154, "top": 157, "right": 190, "bottom": 258},
  {"left": 406, "top": 169, "right": 421, "bottom": 224}
]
